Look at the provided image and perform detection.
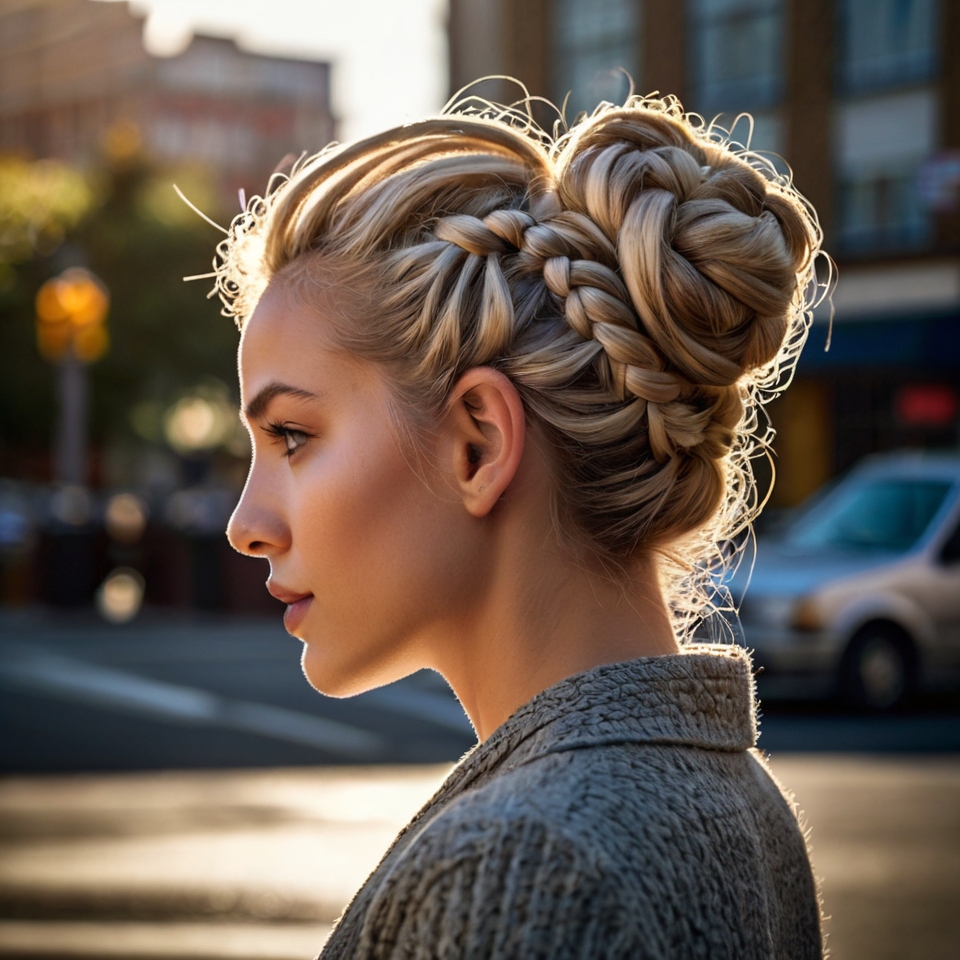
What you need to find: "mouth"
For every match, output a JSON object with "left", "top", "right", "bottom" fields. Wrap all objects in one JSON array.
[{"left": 266, "top": 581, "right": 314, "bottom": 635}]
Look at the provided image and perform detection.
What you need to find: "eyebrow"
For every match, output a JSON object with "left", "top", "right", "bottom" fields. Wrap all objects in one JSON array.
[{"left": 243, "top": 381, "right": 322, "bottom": 422}]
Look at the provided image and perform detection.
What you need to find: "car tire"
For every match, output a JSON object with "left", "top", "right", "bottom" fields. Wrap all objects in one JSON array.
[{"left": 840, "top": 624, "right": 916, "bottom": 711}]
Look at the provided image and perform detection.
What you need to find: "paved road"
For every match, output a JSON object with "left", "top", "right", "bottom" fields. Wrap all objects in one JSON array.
[
  {"left": 1, "top": 609, "right": 958, "bottom": 960},
  {"left": 2, "top": 607, "right": 959, "bottom": 774},
  {"left": 1, "top": 758, "right": 958, "bottom": 960},
  {"left": 0, "top": 610, "right": 476, "bottom": 773}
]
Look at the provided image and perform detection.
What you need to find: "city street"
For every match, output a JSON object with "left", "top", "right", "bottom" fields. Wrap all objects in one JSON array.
[
  {"left": 2, "top": 608, "right": 960, "bottom": 771},
  {"left": 2, "top": 0, "right": 958, "bottom": 957},
  {"left": 0, "top": 757, "right": 957, "bottom": 960},
  {"left": 0, "top": 610, "right": 477, "bottom": 773},
  {"left": 1, "top": 609, "right": 959, "bottom": 959}
]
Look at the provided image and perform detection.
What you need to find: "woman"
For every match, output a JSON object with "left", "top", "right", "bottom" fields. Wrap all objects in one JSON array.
[{"left": 221, "top": 93, "right": 824, "bottom": 958}]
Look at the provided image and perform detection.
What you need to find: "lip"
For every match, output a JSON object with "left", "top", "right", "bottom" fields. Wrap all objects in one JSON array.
[
  {"left": 282, "top": 594, "right": 313, "bottom": 635},
  {"left": 266, "top": 581, "right": 314, "bottom": 635}
]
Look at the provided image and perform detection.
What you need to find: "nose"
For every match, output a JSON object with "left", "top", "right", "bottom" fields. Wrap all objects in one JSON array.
[{"left": 226, "top": 471, "right": 291, "bottom": 558}]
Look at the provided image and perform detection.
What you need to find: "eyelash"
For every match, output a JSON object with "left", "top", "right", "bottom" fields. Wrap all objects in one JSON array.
[{"left": 263, "top": 421, "right": 312, "bottom": 459}]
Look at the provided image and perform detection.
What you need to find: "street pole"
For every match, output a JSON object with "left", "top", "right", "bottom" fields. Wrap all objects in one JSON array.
[{"left": 55, "top": 347, "right": 89, "bottom": 485}]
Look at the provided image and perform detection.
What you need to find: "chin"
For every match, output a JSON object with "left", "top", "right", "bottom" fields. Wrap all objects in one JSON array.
[
  {"left": 300, "top": 641, "right": 410, "bottom": 699},
  {"left": 301, "top": 645, "right": 362, "bottom": 697}
]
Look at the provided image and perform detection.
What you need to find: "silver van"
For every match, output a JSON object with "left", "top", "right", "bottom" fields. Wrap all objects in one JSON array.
[{"left": 733, "top": 452, "right": 960, "bottom": 710}]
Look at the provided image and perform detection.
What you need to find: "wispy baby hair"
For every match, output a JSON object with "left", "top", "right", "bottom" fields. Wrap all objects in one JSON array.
[{"left": 212, "top": 91, "right": 827, "bottom": 638}]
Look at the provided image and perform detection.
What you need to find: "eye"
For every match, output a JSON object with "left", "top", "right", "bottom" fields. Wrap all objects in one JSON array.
[{"left": 263, "top": 421, "right": 312, "bottom": 459}]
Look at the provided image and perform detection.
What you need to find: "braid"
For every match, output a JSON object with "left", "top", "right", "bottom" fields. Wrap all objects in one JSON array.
[{"left": 429, "top": 196, "right": 734, "bottom": 464}]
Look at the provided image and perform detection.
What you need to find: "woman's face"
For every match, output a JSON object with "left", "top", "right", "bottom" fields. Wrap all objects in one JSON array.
[{"left": 227, "top": 281, "right": 481, "bottom": 696}]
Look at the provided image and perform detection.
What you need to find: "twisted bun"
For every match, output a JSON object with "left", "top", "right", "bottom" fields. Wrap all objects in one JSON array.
[{"left": 214, "top": 94, "right": 824, "bottom": 630}]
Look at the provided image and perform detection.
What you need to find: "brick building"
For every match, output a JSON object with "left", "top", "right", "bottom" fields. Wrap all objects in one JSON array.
[
  {"left": 449, "top": 0, "right": 960, "bottom": 505},
  {"left": 0, "top": 0, "right": 335, "bottom": 198}
]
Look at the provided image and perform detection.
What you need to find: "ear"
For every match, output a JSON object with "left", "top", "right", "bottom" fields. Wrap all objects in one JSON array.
[{"left": 443, "top": 367, "right": 526, "bottom": 518}]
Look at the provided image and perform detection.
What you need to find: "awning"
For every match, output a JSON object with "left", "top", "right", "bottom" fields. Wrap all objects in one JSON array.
[{"left": 798, "top": 309, "right": 960, "bottom": 372}]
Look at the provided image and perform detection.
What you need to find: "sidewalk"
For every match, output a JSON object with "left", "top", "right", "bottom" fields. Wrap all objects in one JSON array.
[{"left": 1, "top": 757, "right": 958, "bottom": 960}]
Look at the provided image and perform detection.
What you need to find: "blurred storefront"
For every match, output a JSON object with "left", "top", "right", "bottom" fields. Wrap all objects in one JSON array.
[{"left": 448, "top": 0, "right": 960, "bottom": 506}]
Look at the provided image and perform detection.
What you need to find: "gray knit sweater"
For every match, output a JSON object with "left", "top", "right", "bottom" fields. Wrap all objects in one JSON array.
[{"left": 318, "top": 644, "right": 823, "bottom": 959}]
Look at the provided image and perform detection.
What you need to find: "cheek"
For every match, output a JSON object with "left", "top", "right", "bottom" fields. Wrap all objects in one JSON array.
[
  {"left": 293, "top": 437, "right": 448, "bottom": 599},
  {"left": 293, "top": 437, "right": 476, "bottom": 695},
  {"left": 295, "top": 430, "right": 472, "bottom": 625}
]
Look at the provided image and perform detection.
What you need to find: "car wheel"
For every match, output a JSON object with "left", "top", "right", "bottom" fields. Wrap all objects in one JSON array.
[{"left": 840, "top": 625, "right": 915, "bottom": 711}]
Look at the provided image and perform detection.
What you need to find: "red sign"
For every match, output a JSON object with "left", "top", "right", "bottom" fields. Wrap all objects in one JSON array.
[{"left": 895, "top": 385, "right": 958, "bottom": 427}]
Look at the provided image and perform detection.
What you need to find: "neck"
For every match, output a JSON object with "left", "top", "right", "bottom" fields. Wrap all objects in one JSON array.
[{"left": 432, "top": 549, "right": 680, "bottom": 741}]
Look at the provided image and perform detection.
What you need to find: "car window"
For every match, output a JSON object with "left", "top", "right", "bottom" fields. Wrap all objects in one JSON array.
[{"left": 785, "top": 478, "right": 954, "bottom": 553}]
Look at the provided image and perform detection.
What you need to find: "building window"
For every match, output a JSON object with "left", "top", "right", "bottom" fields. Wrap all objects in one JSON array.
[
  {"left": 835, "top": 89, "right": 937, "bottom": 253},
  {"left": 838, "top": 171, "right": 931, "bottom": 252},
  {"left": 837, "top": 0, "right": 939, "bottom": 94},
  {"left": 553, "top": 0, "right": 640, "bottom": 120},
  {"left": 688, "top": 0, "right": 784, "bottom": 114}
]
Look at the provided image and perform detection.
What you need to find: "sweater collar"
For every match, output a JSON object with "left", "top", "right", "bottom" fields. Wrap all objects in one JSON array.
[{"left": 438, "top": 644, "right": 758, "bottom": 802}]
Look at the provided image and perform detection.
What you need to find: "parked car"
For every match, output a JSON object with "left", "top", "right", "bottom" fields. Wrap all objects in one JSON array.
[{"left": 732, "top": 452, "right": 960, "bottom": 710}]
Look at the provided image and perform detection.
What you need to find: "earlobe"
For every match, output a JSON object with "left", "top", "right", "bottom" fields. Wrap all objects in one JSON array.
[{"left": 445, "top": 367, "right": 526, "bottom": 518}]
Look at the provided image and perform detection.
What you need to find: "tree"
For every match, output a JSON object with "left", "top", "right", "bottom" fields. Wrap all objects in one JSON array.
[{"left": 0, "top": 151, "right": 241, "bottom": 481}]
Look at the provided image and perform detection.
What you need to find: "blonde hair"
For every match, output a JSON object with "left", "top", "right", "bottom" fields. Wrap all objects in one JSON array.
[{"left": 213, "top": 94, "right": 825, "bottom": 638}]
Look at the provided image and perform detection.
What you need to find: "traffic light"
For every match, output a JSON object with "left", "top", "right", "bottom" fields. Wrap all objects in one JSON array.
[{"left": 35, "top": 267, "right": 110, "bottom": 363}]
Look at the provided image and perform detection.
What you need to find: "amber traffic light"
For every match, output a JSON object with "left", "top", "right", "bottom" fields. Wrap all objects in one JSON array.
[{"left": 36, "top": 267, "right": 110, "bottom": 363}]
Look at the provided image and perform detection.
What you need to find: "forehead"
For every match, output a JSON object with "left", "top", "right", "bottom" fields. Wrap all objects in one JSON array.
[
  {"left": 238, "top": 282, "right": 335, "bottom": 392},
  {"left": 242, "top": 279, "right": 323, "bottom": 352}
]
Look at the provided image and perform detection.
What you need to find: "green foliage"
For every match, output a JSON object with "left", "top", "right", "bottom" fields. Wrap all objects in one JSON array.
[
  {"left": 0, "top": 156, "right": 94, "bottom": 269},
  {"left": 0, "top": 262, "right": 58, "bottom": 462},
  {"left": 0, "top": 155, "right": 240, "bottom": 477}
]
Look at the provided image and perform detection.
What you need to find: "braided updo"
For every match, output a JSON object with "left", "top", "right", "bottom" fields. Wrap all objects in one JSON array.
[{"left": 215, "top": 95, "right": 824, "bottom": 634}]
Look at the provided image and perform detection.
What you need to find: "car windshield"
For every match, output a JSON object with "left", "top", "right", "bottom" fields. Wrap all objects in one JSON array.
[{"left": 784, "top": 477, "right": 953, "bottom": 553}]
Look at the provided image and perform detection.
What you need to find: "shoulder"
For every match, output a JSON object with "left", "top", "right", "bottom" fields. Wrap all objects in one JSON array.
[
  {"left": 353, "top": 741, "right": 768, "bottom": 959},
  {"left": 356, "top": 740, "right": 818, "bottom": 959},
  {"left": 393, "top": 736, "right": 804, "bottom": 884},
  {"left": 357, "top": 777, "right": 639, "bottom": 960}
]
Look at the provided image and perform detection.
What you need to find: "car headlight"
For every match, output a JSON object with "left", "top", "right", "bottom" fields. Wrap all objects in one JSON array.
[
  {"left": 745, "top": 595, "right": 823, "bottom": 632},
  {"left": 790, "top": 596, "right": 823, "bottom": 632}
]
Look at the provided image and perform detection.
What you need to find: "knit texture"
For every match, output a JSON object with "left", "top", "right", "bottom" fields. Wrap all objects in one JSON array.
[{"left": 317, "top": 645, "right": 823, "bottom": 959}]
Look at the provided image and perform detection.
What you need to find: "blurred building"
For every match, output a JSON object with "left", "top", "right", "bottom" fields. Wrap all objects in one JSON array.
[
  {"left": 0, "top": 0, "right": 336, "bottom": 614},
  {"left": 449, "top": 0, "right": 960, "bottom": 505},
  {"left": 0, "top": 0, "right": 335, "bottom": 196}
]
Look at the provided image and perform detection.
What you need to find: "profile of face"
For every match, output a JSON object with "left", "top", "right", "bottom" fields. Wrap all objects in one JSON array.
[{"left": 227, "top": 282, "right": 489, "bottom": 697}]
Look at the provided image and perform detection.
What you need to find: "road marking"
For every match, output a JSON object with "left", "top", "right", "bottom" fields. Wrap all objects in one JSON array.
[{"left": 0, "top": 649, "right": 383, "bottom": 760}]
